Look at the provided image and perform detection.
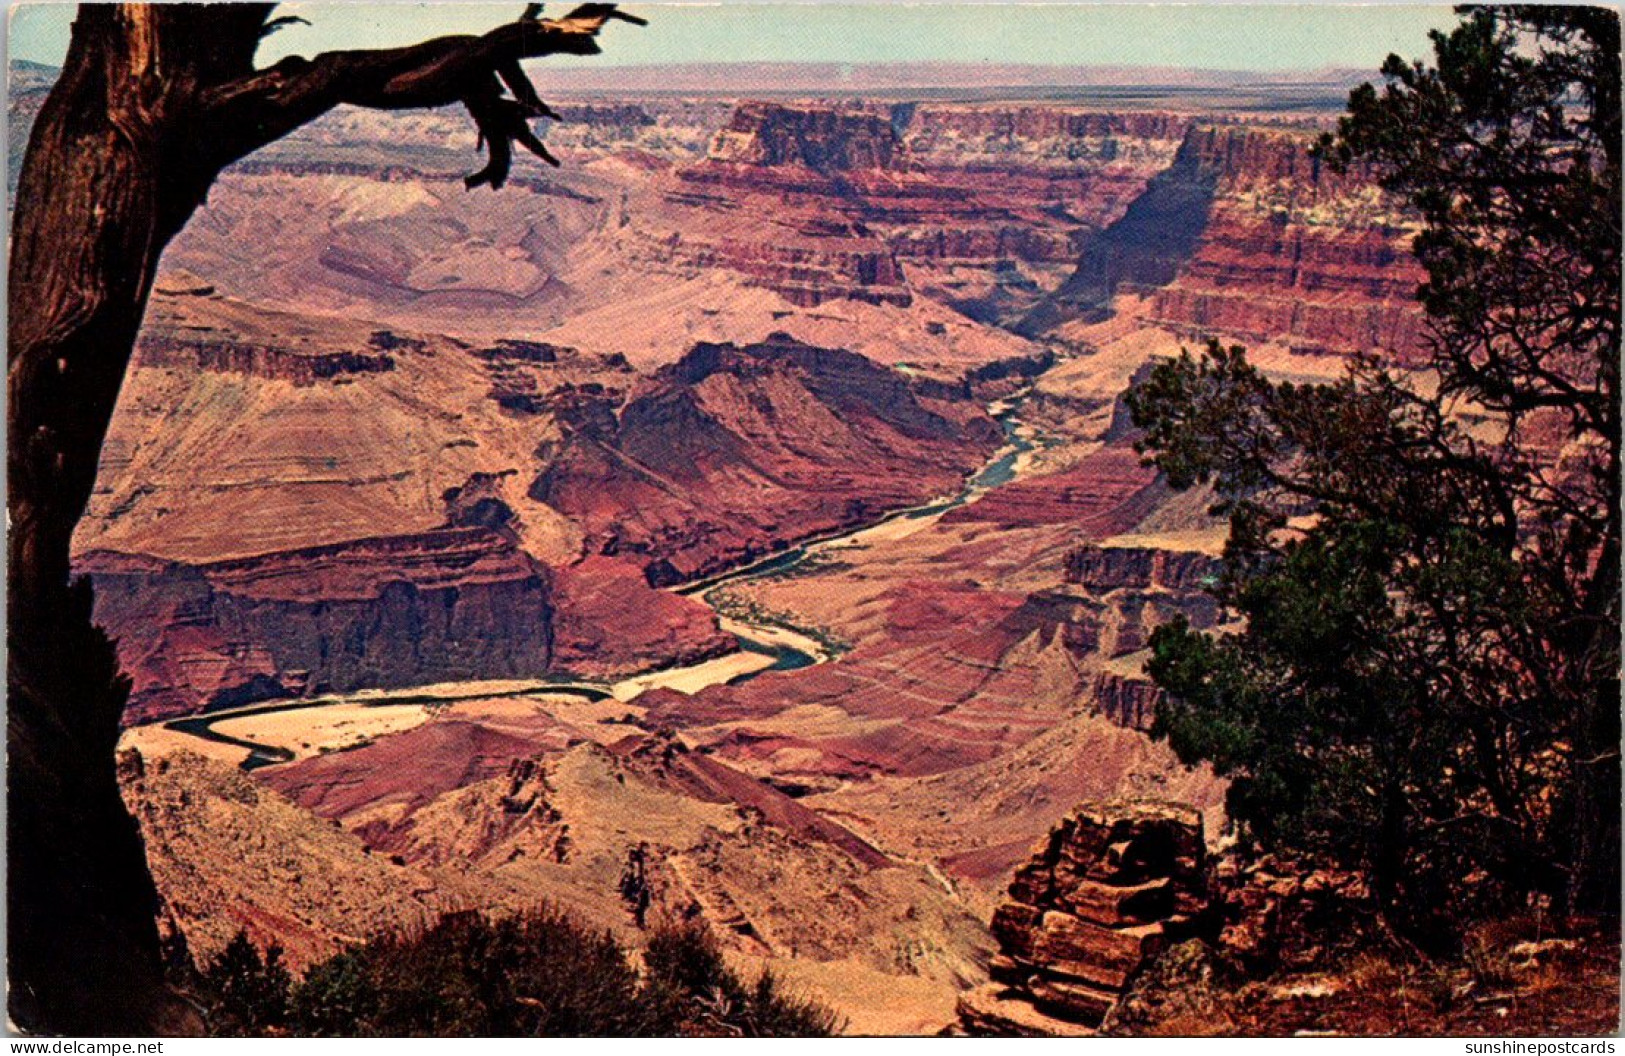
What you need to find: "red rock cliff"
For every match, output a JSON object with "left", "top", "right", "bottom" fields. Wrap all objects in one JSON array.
[
  {"left": 84, "top": 528, "right": 555, "bottom": 724},
  {"left": 1029, "top": 122, "right": 1425, "bottom": 359},
  {"left": 1147, "top": 125, "right": 1425, "bottom": 359}
]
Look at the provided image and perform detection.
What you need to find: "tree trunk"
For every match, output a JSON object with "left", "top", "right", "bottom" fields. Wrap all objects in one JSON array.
[
  {"left": 8, "top": 3, "right": 639, "bottom": 1031},
  {"left": 7, "top": 7, "right": 246, "bottom": 1034},
  {"left": 1567, "top": 533, "right": 1622, "bottom": 918}
]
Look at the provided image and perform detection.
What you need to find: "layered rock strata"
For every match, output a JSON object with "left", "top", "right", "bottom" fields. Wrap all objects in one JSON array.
[
  {"left": 82, "top": 286, "right": 997, "bottom": 722},
  {"left": 643, "top": 541, "right": 1223, "bottom": 795},
  {"left": 957, "top": 801, "right": 1208, "bottom": 1035},
  {"left": 1031, "top": 122, "right": 1425, "bottom": 360},
  {"left": 665, "top": 103, "right": 1193, "bottom": 319},
  {"left": 84, "top": 528, "right": 553, "bottom": 724}
]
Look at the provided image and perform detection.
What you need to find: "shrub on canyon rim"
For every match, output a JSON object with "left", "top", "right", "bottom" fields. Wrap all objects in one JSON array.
[
  {"left": 195, "top": 911, "right": 839, "bottom": 1037},
  {"left": 641, "top": 919, "right": 845, "bottom": 1037},
  {"left": 200, "top": 932, "right": 294, "bottom": 1035},
  {"left": 1128, "top": 5, "right": 1619, "bottom": 948}
]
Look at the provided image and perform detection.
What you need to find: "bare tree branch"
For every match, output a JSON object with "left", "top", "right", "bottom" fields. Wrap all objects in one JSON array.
[
  {"left": 260, "top": 14, "right": 311, "bottom": 38},
  {"left": 201, "top": 3, "right": 645, "bottom": 186}
]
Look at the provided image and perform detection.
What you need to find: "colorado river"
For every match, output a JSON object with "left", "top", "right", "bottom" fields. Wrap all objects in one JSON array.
[{"left": 149, "top": 404, "right": 1039, "bottom": 770}]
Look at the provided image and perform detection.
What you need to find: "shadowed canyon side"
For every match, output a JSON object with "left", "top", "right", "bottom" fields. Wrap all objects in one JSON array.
[
  {"left": 12, "top": 47, "right": 1539, "bottom": 1033},
  {"left": 1025, "top": 122, "right": 1424, "bottom": 357}
]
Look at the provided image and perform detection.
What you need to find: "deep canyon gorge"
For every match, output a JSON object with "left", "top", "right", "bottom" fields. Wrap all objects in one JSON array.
[{"left": 12, "top": 60, "right": 1435, "bottom": 1033}]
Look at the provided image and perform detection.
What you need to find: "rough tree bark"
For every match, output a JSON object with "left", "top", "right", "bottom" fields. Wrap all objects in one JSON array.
[{"left": 6, "top": 3, "right": 641, "bottom": 1033}]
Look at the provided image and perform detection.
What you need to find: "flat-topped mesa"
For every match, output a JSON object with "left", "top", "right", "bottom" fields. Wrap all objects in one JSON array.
[
  {"left": 190, "top": 527, "right": 542, "bottom": 602},
  {"left": 656, "top": 117, "right": 915, "bottom": 305},
  {"left": 82, "top": 528, "right": 555, "bottom": 724},
  {"left": 136, "top": 333, "right": 396, "bottom": 386},
  {"left": 958, "top": 801, "right": 1210, "bottom": 1036},
  {"left": 707, "top": 101, "right": 905, "bottom": 171},
  {"left": 1176, "top": 123, "right": 1345, "bottom": 190},
  {"left": 1018, "top": 123, "right": 1232, "bottom": 334},
  {"left": 703, "top": 102, "right": 1190, "bottom": 178},
  {"left": 889, "top": 107, "right": 1192, "bottom": 274}
]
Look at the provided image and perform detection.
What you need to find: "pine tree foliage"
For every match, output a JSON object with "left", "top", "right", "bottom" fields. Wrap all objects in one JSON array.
[
  {"left": 194, "top": 910, "right": 841, "bottom": 1037},
  {"left": 1126, "top": 5, "right": 1620, "bottom": 944}
]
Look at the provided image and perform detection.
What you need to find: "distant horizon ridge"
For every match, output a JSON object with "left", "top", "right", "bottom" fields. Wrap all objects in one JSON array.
[{"left": 8, "top": 57, "right": 1370, "bottom": 78}]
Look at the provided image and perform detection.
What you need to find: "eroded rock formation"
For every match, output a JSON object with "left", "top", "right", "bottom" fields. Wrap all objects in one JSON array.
[
  {"left": 1030, "top": 122, "right": 1425, "bottom": 360},
  {"left": 532, "top": 332, "right": 1001, "bottom": 582},
  {"left": 957, "top": 801, "right": 1208, "bottom": 1035},
  {"left": 8, "top": 60, "right": 1466, "bottom": 1032},
  {"left": 84, "top": 528, "right": 554, "bottom": 723},
  {"left": 79, "top": 286, "right": 1000, "bottom": 721},
  {"left": 669, "top": 102, "right": 1193, "bottom": 320}
]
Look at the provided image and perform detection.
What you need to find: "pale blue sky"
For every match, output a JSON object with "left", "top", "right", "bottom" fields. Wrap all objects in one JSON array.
[{"left": 8, "top": 2, "right": 1459, "bottom": 72}]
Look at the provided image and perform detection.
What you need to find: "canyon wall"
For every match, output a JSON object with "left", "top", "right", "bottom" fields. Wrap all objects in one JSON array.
[
  {"left": 85, "top": 529, "right": 554, "bottom": 724},
  {"left": 82, "top": 91, "right": 1417, "bottom": 796},
  {"left": 127, "top": 96, "right": 1423, "bottom": 377},
  {"left": 1030, "top": 122, "right": 1425, "bottom": 360},
  {"left": 958, "top": 801, "right": 1208, "bottom": 1035},
  {"left": 668, "top": 102, "right": 1192, "bottom": 321}
]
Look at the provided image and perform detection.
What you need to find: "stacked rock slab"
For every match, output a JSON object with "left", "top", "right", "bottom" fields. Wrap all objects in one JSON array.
[{"left": 957, "top": 801, "right": 1207, "bottom": 1036}]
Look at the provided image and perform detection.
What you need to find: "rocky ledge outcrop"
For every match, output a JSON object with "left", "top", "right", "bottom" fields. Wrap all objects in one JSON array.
[
  {"left": 957, "top": 801, "right": 1208, "bottom": 1035},
  {"left": 1026, "top": 122, "right": 1425, "bottom": 360},
  {"left": 84, "top": 528, "right": 555, "bottom": 724},
  {"left": 137, "top": 332, "right": 396, "bottom": 385},
  {"left": 1065, "top": 544, "right": 1221, "bottom": 593}
]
